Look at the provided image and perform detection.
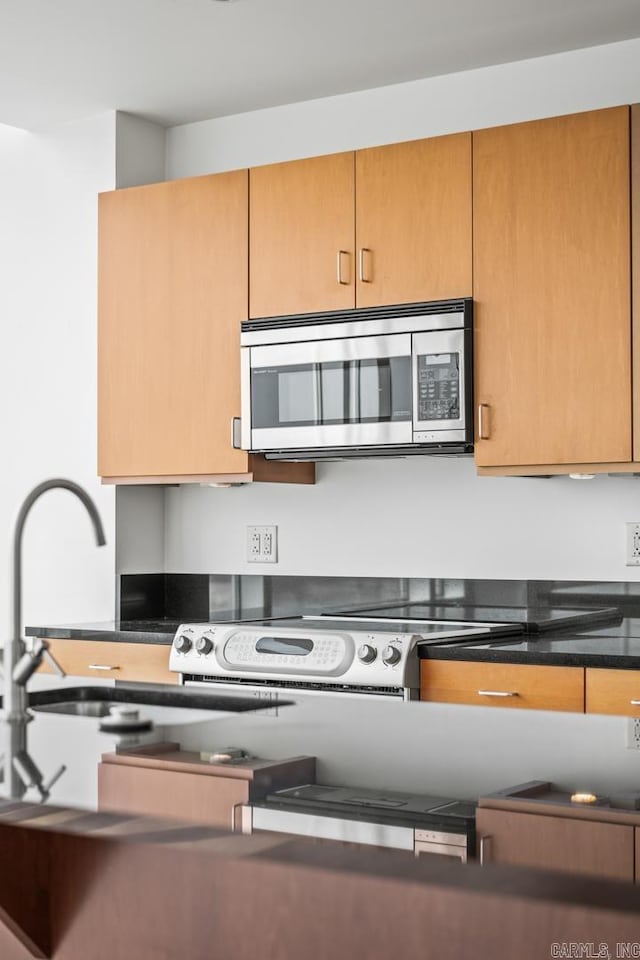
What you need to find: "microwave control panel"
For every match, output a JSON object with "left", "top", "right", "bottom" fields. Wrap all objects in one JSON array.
[{"left": 417, "top": 353, "right": 460, "bottom": 422}]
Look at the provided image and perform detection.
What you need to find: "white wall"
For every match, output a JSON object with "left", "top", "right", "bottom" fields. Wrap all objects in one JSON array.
[
  {"left": 167, "top": 37, "right": 640, "bottom": 175},
  {"left": 173, "top": 697, "right": 640, "bottom": 799},
  {"left": 160, "top": 37, "right": 640, "bottom": 583},
  {"left": 0, "top": 114, "right": 118, "bottom": 640}
]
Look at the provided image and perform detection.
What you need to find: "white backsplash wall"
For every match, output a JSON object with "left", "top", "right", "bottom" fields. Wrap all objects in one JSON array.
[
  {"left": 164, "top": 459, "right": 640, "bottom": 581},
  {"left": 173, "top": 697, "right": 640, "bottom": 799}
]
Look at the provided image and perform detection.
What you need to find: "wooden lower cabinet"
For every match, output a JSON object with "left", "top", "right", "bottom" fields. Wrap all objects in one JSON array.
[
  {"left": 98, "top": 745, "right": 315, "bottom": 829},
  {"left": 476, "top": 807, "right": 634, "bottom": 882},
  {"left": 38, "top": 637, "right": 177, "bottom": 685},
  {"left": 420, "top": 661, "right": 584, "bottom": 713},
  {"left": 99, "top": 761, "right": 248, "bottom": 829},
  {"left": 586, "top": 668, "right": 640, "bottom": 717}
]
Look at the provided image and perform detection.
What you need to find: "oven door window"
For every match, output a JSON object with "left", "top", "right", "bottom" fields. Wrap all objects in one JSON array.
[{"left": 251, "top": 357, "right": 412, "bottom": 429}]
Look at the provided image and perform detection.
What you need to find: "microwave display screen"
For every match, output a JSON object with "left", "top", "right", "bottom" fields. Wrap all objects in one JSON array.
[
  {"left": 418, "top": 353, "right": 460, "bottom": 421},
  {"left": 252, "top": 357, "right": 412, "bottom": 429}
]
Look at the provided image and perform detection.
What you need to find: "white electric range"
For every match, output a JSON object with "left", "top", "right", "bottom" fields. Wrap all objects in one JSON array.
[{"left": 169, "top": 615, "right": 522, "bottom": 701}]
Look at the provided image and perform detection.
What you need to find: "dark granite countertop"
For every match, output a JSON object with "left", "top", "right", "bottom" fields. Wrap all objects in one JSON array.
[
  {"left": 419, "top": 618, "right": 640, "bottom": 669},
  {"left": 26, "top": 610, "right": 267, "bottom": 645},
  {"left": 27, "top": 609, "right": 640, "bottom": 670},
  {"left": 26, "top": 619, "right": 186, "bottom": 644}
]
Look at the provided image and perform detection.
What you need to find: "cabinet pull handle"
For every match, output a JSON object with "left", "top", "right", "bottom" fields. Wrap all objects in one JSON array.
[
  {"left": 477, "top": 690, "right": 518, "bottom": 698},
  {"left": 336, "top": 250, "right": 350, "bottom": 285},
  {"left": 479, "top": 835, "right": 492, "bottom": 865},
  {"left": 88, "top": 664, "right": 121, "bottom": 671},
  {"left": 230, "top": 417, "right": 242, "bottom": 450},
  {"left": 359, "top": 248, "right": 373, "bottom": 283},
  {"left": 478, "top": 403, "right": 491, "bottom": 440},
  {"left": 630, "top": 700, "right": 640, "bottom": 706}
]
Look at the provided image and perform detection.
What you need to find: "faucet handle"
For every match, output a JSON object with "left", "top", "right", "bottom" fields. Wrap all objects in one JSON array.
[
  {"left": 42, "top": 645, "right": 66, "bottom": 679},
  {"left": 12, "top": 638, "right": 66, "bottom": 685},
  {"left": 40, "top": 764, "right": 67, "bottom": 802},
  {"left": 12, "top": 750, "right": 66, "bottom": 803}
]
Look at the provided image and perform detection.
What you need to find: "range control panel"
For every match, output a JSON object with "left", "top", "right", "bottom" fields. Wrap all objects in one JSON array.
[{"left": 169, "top": 623, "right": 420, "bottom": 693}]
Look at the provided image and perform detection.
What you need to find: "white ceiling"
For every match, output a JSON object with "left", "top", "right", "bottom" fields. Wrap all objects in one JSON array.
[{"left": 2, "top": 0, "right": 640, "bottom": 131}]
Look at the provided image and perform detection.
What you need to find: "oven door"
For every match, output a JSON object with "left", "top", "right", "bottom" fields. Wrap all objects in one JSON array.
[{"left": 244, "top": 334, "right": 413, "bottom": 451}]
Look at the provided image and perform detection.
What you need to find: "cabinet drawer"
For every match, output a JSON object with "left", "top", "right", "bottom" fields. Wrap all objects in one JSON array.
[
  {"left": 586, "top": 668, "right": 640, "bottom": 717},
  {"left": 420, "top": 661, "right": 584, "bottom": 713},
  {"left": 38, "top": 638, "right": 176, "bottom": 685}
]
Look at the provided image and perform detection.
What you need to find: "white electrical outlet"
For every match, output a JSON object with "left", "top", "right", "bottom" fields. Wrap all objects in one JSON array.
[
  {"left": 626, "top": 522, "right": 640, "bottom": 566},
  {"left": 627, "top": 718, "right": 640, "bottom": 749},
  {"left": 247, "top": 525, "right": 278, "bottom": 563}
]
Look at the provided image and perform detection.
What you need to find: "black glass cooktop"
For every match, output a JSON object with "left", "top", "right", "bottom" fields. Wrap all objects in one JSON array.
[
  {"left": 241, "top": 616, "right": 521, "bottom": 643},
  {"left": 330, "top": 603, "right": 621, "bottom": 633}
]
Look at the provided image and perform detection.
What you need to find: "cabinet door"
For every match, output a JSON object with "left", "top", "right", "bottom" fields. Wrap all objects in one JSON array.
[
  {"left": 99, "top": 171, "right": 250, "bottom": 478},
  {"left": 420, "top": 661, "right": 584, "bottom": 713},
  {"left": 477, "top": 808, "right": 634, "bottom": 881},
  {"left": 586, "top": 668, "right": 640, "bottom": 717},
  {"left": 249, "top": 152, "right": 355, "bottom": 318},
  {"left": 98, "top": 762, "right": 247, "bottom": 827},
  {"left": 355, "top": 134, "right": 472, "bottom": 307},
  {"left": 474, "top": 107, "right": 631, "bottom": 467}
]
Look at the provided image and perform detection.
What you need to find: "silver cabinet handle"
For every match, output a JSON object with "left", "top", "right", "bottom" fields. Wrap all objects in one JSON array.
[
  {"left": 230, "top": 416, "right": 242, "bottom": 450},
  {"left": 88, "top": 664, "right": 121, "bottom": 671},
  {"left": 630, "top": 700, "right": 640, "bottom": 706},
  {"left": 479, "top": 835, "right": 492, "bottom": 865},
  {"left": 478, "top": 403, "right": 491, "bottom": 440},
  {"left": 336, "top": 250, "right": 350, "bottom": 285},
  {"left": 477, "top": 690, "right": 518, "bottom": 698},
  {"left": 358, "top": 247, "right": 373, "bottom": 283}
]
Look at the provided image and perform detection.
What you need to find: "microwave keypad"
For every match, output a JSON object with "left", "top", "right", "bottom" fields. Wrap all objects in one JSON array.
[{"left": 417, "top": 353, "right": 460, "bottom": 421}]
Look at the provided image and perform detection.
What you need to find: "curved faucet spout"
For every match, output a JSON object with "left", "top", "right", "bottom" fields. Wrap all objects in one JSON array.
[
  {"left": 12, "top": 479, "right": 106, "bottom": 648},
  {"left": 3, "top": 479, "right": 107, "bottom": 799}
]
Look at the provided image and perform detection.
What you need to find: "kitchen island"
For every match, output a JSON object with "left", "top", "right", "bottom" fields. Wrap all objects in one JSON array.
[{"left": 2, "top": 794, "right": 640, "bottom": 960}]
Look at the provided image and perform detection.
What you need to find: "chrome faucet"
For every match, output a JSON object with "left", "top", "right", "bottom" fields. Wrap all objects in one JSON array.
[{"left": 2, "top": 479, "right": 106, "bottom": 800}]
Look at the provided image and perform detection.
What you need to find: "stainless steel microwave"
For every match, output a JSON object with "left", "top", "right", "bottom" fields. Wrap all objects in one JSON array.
[{"left": 239, "top": 300, "right": 473, "bottom": 460}]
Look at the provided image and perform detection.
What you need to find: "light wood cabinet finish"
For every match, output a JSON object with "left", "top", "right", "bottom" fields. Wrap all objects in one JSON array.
[
  {"left": 98, "top": 173, "right": 314, "bottom": 485},
  {"left": 38, "top": 638, "right": 177, "bottom": 685},
  {"left": 420, "top": 660, "right": 584, "bottom": 712},
  {"left": 249, "top": 152, "right": 355, "bottom": 318},
  {"left": 476, "top": 807, "right": 634, "bottom": 882},
  {"left": 355, "top": 134, "right": 472, "bottom": 307},
  {"left": 586, "top": 668, "right": 640, "bottom": 717},
  {"left": 632, "top": 105, "right": 640, "bottom": 461},
  {"left": 99, "top": 171, "right": 249, "bottom": 478},
  {"left": 474, "top": 106, "right": 632, "bottom": 468}
]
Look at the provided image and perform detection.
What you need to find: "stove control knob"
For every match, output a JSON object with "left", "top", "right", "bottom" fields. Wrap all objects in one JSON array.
[
  {"left": 357, "top": 643, "right": 377, "bottom": 664},
  {"left": 382, "top": 645, "right": 401, "bottom": 666},
  {"left": 196, "top": 636, "right": 214, "bottom": 656},
  {"left": 175, "top": 634, "right": 193, "bottom": 654}
]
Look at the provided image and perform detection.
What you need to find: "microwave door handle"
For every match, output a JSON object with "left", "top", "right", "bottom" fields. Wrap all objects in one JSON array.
[{"left": 314, "top": 362, "right": 322, "bottom": 425}]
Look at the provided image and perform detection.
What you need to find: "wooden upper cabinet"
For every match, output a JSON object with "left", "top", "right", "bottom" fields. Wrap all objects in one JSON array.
[
  {"left": 249, "top": 152, "right": 356, "bottom": 319},
  {"left": 355, "top": 134, "right": 472, "bottom": 307},
  {"left": 473, "top": 107, "right": 632, "bottom": 468},
  {"left": 99, "top": 172, "right": 250, "bottom": 479}
]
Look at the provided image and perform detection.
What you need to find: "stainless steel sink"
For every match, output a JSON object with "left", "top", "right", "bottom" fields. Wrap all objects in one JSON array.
[{"left": 31, "top": 700, "right": 113, "bottom": 718}]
